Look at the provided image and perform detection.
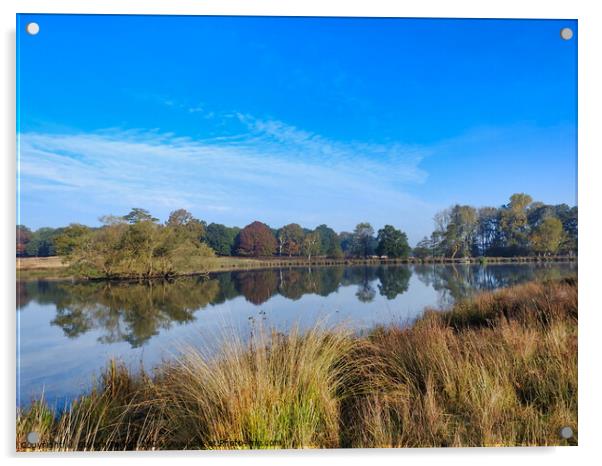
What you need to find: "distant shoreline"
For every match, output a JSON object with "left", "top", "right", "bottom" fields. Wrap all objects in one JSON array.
[{"left": 16, "top": 255, "right": 577, "bottom": 281}]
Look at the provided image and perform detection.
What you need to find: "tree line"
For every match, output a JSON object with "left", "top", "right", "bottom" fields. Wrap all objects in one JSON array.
[
  {"left": 17, "top": 214, "right": 411, "bottom": 261},
  {"left": 17, "top": 208, "right": 411, "bottom": 278},
  {"left": 16, "top": 193, "right": 577, "bottom": 277},
  {"left": 413, "top": 193, "right": 577, "bottom": 258}
]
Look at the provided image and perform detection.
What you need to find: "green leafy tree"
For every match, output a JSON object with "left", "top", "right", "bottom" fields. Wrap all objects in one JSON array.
[
  {"left": 65, "top": 210, "right": 214, "bottom": 278},
  {"left": 338, "top": 232, "right": 354, "bottom": 256},
  {"left": 205, "top": 223, "right": 240, "bottom": 256},
  {"left": 527, "top": 202, "right": 555, "bottom": 229},
  {"left": 554, "top": 205, "right": 578, "bottom": 254},
  {"left": 449, "top": 205, "right": 478, "bottom": 258},
  {"left": 25, "top": 227, "right": 60, "bottom": 257},
  {"left": 474, "top": 207, "right": 499, "bottom": 256},
  {"left": 314, "top": 224, "right": 343, "bottom": 258},
  {"left": 120, "top": 220, "right": 164, "bottom": 276},
  {"left": 376, "top": 225, "right": 410, "bottom": 258},
  {"left": 53, "top": 224, "right": 91, "bottom": 257},
  {"left": 123, "top": 208, "right": 158, "bottom": 224},
  {"left": 530, "top": 217, "right": 564, "bottom": 255},
  {"left": 165, "top": 209, "right": 206, "bottom": 242},
  {"left": 498, "top": 193, "right": 533, "bottom": 254},
  {"left": 68, "top": 222, "right": 128, "bottom": 277},
  {"left": 351, "top": 222, "right": 375, "bottom": 258}
]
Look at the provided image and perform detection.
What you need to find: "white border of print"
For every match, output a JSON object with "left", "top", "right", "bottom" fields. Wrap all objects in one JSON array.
[{"left": 2, "top": 1, "right": 600, "bottom": 465}]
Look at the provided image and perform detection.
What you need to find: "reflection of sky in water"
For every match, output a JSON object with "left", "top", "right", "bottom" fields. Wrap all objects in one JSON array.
[{"left": 17, "top": 263, "right": 576, "bottom": 408}]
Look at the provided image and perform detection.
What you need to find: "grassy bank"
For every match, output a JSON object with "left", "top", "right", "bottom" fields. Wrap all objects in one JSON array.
[
  {"left": 17, "top": 277, "right": 577, "bottom": 450},
  {"left": 17, "top": 255, "right": 577, "bottom": 281},
  {"left": 16, "top": 257, "right": 70, "bottom": 280}
]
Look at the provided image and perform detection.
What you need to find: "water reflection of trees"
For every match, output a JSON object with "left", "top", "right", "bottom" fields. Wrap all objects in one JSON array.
[
  {"left": 377, "top": 267, "right": 411, "bottom": 299},
  {"left": 343, "top": 267, "right": 378, "bottom": 303},
  {"left": 277, "top": 267, "right": 345, "bottom": 301},
  {"left": 51, "top": 278, "right": 221, "bottom": 347},
  {"left": 235, "top": 270, "right": 280, "bottom": 305},
  {"left": 16, "top": 263, "right": 574, "bottom": 347},
  {"left": 17, "top": 267, "right": 412, "bottom": 346},
  {"left": 413, "top": 262, "right": 577, "bottom": 306},
  {"left": 17, "top": 280, "right": 70, "bottom": 310}
]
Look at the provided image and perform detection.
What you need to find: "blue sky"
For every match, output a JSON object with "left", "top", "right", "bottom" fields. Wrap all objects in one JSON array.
[{"left": 17, "top": 15, "right": 577, "bottom": 244}]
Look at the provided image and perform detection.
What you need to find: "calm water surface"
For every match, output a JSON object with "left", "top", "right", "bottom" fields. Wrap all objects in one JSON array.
[{"left": 17, "top": 262, "right": 576, "bottom": 407}]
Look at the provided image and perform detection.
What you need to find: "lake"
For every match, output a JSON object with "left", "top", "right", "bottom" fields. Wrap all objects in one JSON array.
[{"left": 17, "top": 262, "right": 576, "bottom": 408}]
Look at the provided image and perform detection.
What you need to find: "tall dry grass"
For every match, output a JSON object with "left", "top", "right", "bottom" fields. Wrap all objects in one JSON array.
[
  {"left": 17, "top": 277, "right": 577, "bottom": 450},
  {"left": 152, "top": 325, "right": 361, "bottom": 449},
  {"left": 342, "top": 277, "right": 577, "bottom": 447}
]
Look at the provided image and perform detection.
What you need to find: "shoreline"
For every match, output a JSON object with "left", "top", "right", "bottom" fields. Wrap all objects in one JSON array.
[{"left": 16, "top": 255, "right": 577, "bottom": 281}]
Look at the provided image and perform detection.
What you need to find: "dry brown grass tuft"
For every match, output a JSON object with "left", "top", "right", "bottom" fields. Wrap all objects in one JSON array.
[
  {"left": 150, "top": 324, "right": 361, "bottom": 449},
  {"left": 342, "top": 277, "right": 578, "bottom": 447}
]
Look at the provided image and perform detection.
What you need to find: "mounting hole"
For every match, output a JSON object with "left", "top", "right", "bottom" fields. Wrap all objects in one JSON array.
[
  {"left": 560, "top": 27, "right": 573, "bottom": 41},
  {"left": 559, "top": 426, "right": 574, "bottom": 439},
  {"left": 27, "top": 431, "right": 40, "bottom": 444},
  {"left": 26, "top": 22, "right": 40, "bottom": 36}
]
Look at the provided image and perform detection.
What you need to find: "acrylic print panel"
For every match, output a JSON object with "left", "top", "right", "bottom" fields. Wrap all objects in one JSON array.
[{"left": 16, "top": 14, "right": 577, "bottom": 451}]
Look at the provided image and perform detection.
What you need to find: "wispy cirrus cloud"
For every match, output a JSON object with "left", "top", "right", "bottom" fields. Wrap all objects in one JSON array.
[{"left": 18, "top": 116, "right": 435, "bottom": 241}]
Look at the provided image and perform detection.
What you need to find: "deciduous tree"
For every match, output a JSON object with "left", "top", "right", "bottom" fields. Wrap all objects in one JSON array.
[
  {"left": 376, "top": 225, "right": 410, "bottom": 258},
  {"left": 123, "top": 208, "right": 158, "bottom": 224},
  {"left": 530, "top": 216, "right": 564, "bottom": 255},
  {"left": 16, "top": 225, "right": 32, "bottom": 257},
  {"left": 25, "top": 227, "right": 60, "bottom": 257},
  {"left": 53, "top": 224, "right": 91, "bottom": 257},
  {"left": 235, "top": 221, "right": 277, "bottom": 257},
  {"left": 277, "top": 223, "right": 305, "bottom": 257},
  {"left": 64, "top": 208, "right": 214, "bottom": 278},
  {"left": 301, "top": 231, "right": 321, "bottom": 261},
  {"left": 166, "top": 209, "right": 206, "bottom": 242},
  {"left": 315, "top": 224, "right": 343, "bottom": 258},
  {"left": 205, "top": 223, "right": 240, "bottom": 256},
  {"left": 351, "top": 222, "right": 375, "bottom": 258},
  {"left": 498, "top": 193, "right": 533, "bottom": 254}
]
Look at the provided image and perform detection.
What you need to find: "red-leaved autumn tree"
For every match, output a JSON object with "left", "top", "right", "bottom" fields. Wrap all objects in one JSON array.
[
  {"left": 236, "top": 221, "right": 277, "bottom": 257},
  {"left": 16, "top": 225, "right": 32, "bottom": 257}
]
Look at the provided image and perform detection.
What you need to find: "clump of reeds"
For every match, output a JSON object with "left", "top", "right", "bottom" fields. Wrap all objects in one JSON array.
[
  {"left": 152, "top": 325, "right": 362, "bottom": 449},
  {"left": 16, "top": 360, "right": 158, "bottom": 451},
  {"left": 342, "top": 277, "right": 578, "bottom": 447},
  {"left": 17, "top": 277, "right": 577, "bottom": 451}
]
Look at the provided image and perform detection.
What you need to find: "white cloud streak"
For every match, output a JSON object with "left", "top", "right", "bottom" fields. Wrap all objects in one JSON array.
[{"left": 18, "top": 117, "right": 435, "bottom": 240}]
